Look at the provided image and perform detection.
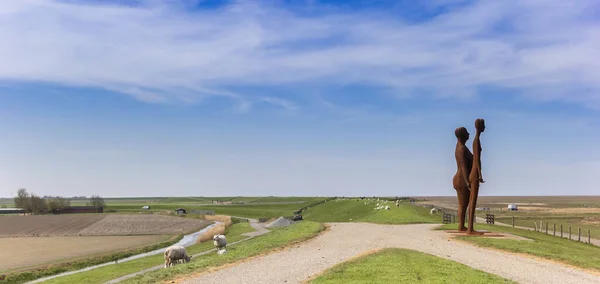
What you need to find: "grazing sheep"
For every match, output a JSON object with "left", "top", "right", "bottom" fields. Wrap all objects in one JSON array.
[
  {"left": 385, "top": 205, "right": 390, "bottom": 210},
  {"left": 164, "top": 245, "right": 191, "bottom": 268},
  {"left": 213, "top": 234, "right": 227, "bottom": 253},
  {"left": 430, "top": 208, "right": 440, "bottom": 214}
]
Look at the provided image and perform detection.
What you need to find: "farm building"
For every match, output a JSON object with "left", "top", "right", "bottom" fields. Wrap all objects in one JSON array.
[
  {"left": 175, "top": 208, "right": 187, "bottom": 215},
  {"left": 0, "top": 208, "right": 25, "bottom": 215},
  {"left": 507, "top": 204, "right": 518, "bottom": 211},
  {"left": 52, "top": 206, "right": 103, "bottom": 214}
]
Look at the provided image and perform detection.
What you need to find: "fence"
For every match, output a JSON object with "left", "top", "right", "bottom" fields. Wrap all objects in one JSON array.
[{"left": 528, "top": 220, "right": 594, "bottom": 245}]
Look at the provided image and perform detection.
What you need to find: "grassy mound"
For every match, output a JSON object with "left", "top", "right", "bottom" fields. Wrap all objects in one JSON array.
[{"left": 310, "top": 248, "right": 515, "bottom": 284}]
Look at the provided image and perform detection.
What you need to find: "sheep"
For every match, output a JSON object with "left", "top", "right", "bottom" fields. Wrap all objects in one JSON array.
[
  {"left": 213, "top": 234, "right": 227, "bottom": 253},
  {"left": 164, "top": 245, "right": 191, "bottom": 268},
  {"left": 385, "top": 205, "right": 390, "bottom": 210},
  {"left": 430, "top": 208, "right": 440, "bottom": 214}
]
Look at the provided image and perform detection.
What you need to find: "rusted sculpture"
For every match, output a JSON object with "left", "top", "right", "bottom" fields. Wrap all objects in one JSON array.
[
  {"left": 452, "top": 126, "right": 472, "bottom": 231},
  {"left": 467, "top": 118, "right": 485, "bottom": 234}
]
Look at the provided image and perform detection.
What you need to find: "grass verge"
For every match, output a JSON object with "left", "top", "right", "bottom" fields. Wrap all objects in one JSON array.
[
  {"left": 120, "top": 221, "right": 325, "bottom": 284},
  {"left": 309, "top": 248, "right": 515, "bottom": 284},
  {"left": 438, "top": 223, "right": 600, "bottom": 272},
  {"left": 40, "top": 222, "right": 256, "bottom": 284},
  {"left": 302, "top": 200, "right": 440, "bottom": 224},
  {"left": 1, "top": 235, "right": 182, "bottom": 284}
]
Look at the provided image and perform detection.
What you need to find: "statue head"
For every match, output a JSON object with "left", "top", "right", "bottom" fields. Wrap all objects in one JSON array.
[
  {"left": 455, "top": 127, "right": 469, "bottom": 143},
  {"left": 475, "top": 118, "right": 485, "bottom": 133}
]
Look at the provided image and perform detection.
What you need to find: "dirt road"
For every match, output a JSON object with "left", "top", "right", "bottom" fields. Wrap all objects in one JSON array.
[{"left": 180, "top": 223, "right": 600, "bottom": 284}]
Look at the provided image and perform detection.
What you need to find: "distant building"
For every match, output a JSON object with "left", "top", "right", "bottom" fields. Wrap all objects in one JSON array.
[
  {"left": 0, "top": 208, "right": 25, "bottom": 215},
  {"left": 507, "top": 204, "right": 518, "bottom": 211},
  {"left": 175, "top": 208, "right": 187, "bottom": 215}
]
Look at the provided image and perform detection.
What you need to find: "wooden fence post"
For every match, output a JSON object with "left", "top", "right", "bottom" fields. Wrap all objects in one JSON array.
[
  {"left": 553, "top": 223, "right": 556, "bottom": 236},
  {"left": 512, "top": 216, "right": 515, "bottom": 227},
  {"left": 561, "top": 225, "right": 563, "bottom": 238},
  {"left": 569, "top": 225, "right": 571, "bottom": 240},
  {"left": 588, "top": 230, "right": 591, "bottom": 244},
  {"left": 546, "top": 222, "right": 548, "bottom": 234},
  {"left": 534, "top": 221, "right": 538, "bottom": 231},
  {"left": 578, "top": 228, "right": 581, "bottom": 242}
]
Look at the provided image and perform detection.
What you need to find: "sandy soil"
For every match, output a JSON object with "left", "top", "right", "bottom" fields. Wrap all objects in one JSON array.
[
  {"left": 179, "top": 223, "right": 600, "bottom": 284},
  {"left": 0, "top": 235, "right": 166, "bottom": 271}
]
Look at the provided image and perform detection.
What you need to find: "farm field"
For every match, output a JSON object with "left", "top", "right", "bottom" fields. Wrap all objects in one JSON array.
[
  {"left": 0, "top": 235, "right": 168, "bottom": 272},
  {"left": 0, "top": 214, "right": 211, "bottom": 237}
]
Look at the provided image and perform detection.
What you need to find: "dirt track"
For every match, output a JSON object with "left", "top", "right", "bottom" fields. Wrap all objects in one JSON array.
[{"left": 179, "top": 223, "right": 600, "bottom": 284}]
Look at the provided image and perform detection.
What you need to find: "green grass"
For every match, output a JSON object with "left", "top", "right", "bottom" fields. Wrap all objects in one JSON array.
[
  {"left": 120, "top": 221, "right": 325, "bottom": 284},
  {"left": 438, "top": 223, "right": 600, "bottom": 271},
  {"left": 310, "top": 248, "right": 515, "bottom": 284},
  {"left": 41, "top": 222, "right": 256, "bottom": 284},
  {"left": 2, "top": 235, "right": 183, "bottom": 284},
  {"left": 493, "top": 216, "right": 600, "bottom": 239},
  {"left": 302, "top": 200, "right": 441, "bottom": 224}
]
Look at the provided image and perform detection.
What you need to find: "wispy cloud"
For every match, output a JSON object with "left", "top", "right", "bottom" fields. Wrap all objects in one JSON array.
[{"left": 0, "top": 0, "right": 599, "bottom": 109}]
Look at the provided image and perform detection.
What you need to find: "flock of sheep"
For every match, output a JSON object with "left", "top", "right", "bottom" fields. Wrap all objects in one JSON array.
[
  {"left": 163, "top": 234, "right": 228, "bottom": 268},
  {"left": 359, "top": 198, "right": 401, "bottom": 210}
]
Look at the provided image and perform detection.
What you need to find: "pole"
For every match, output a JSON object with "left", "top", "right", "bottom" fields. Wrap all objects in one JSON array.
[
  {"left": 561, "top": 225, "right": 563, "bottom": 238},
  {"left": 588, "top": 230, "right": 591, "bottom": 244},
  {"left": 545, "top": 222, "right": 548, "bottom": 234},
  {"left": 512, "top": 216, "right": 515, "bottom": 227},
  {"left": 569, "top": 225, "right": 571, "bottom": 240},
  {"left": 578, "top": 228, "right": 581, "bottom": 242},
  {"left": 553, "top": 223, "right": 556, "bottom": 236}
]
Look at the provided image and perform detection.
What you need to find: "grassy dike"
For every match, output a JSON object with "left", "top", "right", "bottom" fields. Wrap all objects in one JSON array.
[
  {"left": 120, "top": 221, "right": 325, "bottom": 284},
  {"left": 41, "top": 222, "right": 256, "bottom": 284},
  {"left": 310, "top": 248, "right": 515, "bottom": 284}
]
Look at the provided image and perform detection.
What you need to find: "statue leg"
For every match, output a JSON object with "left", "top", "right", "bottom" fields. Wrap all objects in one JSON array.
[
  {"left": 466, "top": 182, "right": 483, "bottom": 235},
  {"left": 456, "top": 188, "right": 469, "bottom": 231}
]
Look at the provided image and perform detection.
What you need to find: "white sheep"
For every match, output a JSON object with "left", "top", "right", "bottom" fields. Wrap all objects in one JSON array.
[
  {"left": 385, "top": 205, "right": 390, "bottom": 210},
  {"left": 213, "top": 234, "right": 227, "bottom": 253},
  {"left": 164, "top": 245, "right": 192, "bottom": 268}
]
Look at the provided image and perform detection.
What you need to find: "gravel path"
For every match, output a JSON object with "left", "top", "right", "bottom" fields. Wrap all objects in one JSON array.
[{"left": 180, "top": 223, "right": 600, "bottom": 284}]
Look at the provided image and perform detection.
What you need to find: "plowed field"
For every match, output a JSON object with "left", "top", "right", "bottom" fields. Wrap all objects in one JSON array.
[{"left": 0, "top": 214, "right": 210, "bottom": 237}]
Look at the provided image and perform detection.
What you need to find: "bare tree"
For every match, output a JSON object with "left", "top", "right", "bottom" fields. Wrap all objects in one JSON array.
[{"left": 87, "top": 195, "right": 106, "bottom": 208}]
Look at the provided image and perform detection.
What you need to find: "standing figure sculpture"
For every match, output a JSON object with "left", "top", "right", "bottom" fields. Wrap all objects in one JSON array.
[
  {"left": 452, "top": 127, "right": 473, "bottom": 231},
  {"left": 467, "top": 118, "right": 485, "bottom": 234}
]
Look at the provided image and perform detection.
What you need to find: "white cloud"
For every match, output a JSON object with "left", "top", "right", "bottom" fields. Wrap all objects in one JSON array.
[{"left": 0, "top": 0, "right": 599, "bottom": 109}]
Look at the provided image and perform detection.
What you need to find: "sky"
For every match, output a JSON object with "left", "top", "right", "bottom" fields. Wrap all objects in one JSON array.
[{"left": 1, "top": 0, "right": 599, "bottom": 198}]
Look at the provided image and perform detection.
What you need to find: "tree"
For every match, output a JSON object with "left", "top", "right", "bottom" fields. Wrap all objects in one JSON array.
[
  {"left": 29, "top": 194, "right": 47, "bottom": 214},
  {"left": 47, "top": 197, "right": 71, "bottom": 211},
  {"left": 13, "top": 188, "right": 29, "bottom": 209},
  {"left": 87, "top": 195, "right": 105, "bottom": 208}
]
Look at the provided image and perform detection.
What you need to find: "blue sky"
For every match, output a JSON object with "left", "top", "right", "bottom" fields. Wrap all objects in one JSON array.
[{"left": 1, "top": 0, "right": 599, "bottom": 197}]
